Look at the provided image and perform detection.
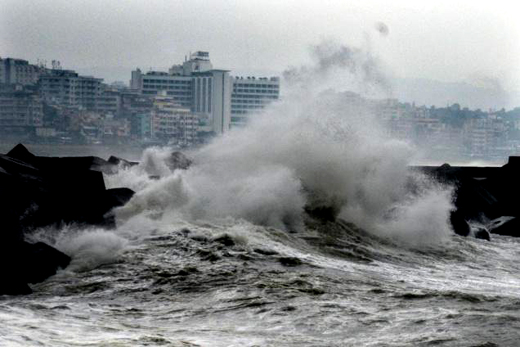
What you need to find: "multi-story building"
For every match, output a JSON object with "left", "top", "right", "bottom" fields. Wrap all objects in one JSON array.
[
  {"left": 39, "top": 69, "right": 103, "bottom": 110},
  {"left": 193, "top": 69, "right": 232, "bottom": 134},
  {"left": 0, "top": 84, "right": 43, "bottom": 132},
  {"left": 131, "top": 70, "right": 193, "bottom": 108},
  {"left": 150, "top": 92, "right": 198, "bottom": 147},
  {"left": 121, "top": 91, "right": 153, "bottom": 114},
  {"left": 463, "top": 117, "right": 507, "bottom": 157},
  {"left": 0, "top": 58, "right": 45, "bottom": 86},
  {"left": 230, "top": 76, "right": 280, "bottom": 127},
  {"left": 131, "top": 51, "right": 277, "bottom": 135},
  {"left": 130, "top": 51, "right": 213, "bottom": 107},
  {"left": 95, "top": 88, "right": 121, "bottom": 115}
]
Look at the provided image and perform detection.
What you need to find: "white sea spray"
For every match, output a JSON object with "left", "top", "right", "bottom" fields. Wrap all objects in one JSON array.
[{"left": 111, "top": 41, "right": 454, "bottom": 247}]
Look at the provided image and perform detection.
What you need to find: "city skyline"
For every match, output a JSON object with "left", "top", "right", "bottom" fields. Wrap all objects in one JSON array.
[
  {"left": 2, "top": 0, "right": 519, "bottom": 110},
  {"left": 0, "top": 52, "right": 282, "bottom": 145}
]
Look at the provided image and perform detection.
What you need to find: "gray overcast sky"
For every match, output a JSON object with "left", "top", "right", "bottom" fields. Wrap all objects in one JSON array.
[{"left": 2, "top": 0, "right": 520, "bottom": 106}]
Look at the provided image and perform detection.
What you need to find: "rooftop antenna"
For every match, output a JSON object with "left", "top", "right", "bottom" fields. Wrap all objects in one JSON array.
[{"left": 51, "top": 60, "right": 62, "bottom": 70}]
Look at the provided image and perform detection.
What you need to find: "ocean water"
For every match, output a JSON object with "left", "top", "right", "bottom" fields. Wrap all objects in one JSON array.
[
  {"left": 2, "top": 43, "right": 520, "bottom": 346},
  {"left": 2, "top": 205, "right": 520, "bottom": 346}
]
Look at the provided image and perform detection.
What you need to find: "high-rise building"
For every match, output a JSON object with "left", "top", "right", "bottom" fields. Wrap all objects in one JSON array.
[
  {"left": 230, "top": 76, "right": 280, "bottom": 127},
  {"left": 131, "top": 51, "right": 278, "bottom": 135},
  {"left": 194, "top": 70, "right": 232, "bottom": 134},
  {"left": 131, "top": 70, "right": 193, "bottom": 108}
]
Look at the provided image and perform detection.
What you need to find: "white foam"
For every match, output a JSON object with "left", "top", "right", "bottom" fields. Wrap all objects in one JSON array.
[{"left": 52, "top": 227, "right": 127, "bottom": 272}]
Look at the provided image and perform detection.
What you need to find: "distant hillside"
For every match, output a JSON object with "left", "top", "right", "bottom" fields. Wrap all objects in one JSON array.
[{"left": 393, "top": 78, "right": 519, "bottom": 111}]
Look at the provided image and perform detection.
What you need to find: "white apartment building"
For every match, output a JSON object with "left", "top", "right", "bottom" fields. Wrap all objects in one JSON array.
[
  {"left": 0, "top": 58, "right": 44, "bottom": 86},
  {"left": 230, "top": 76, "right": 280, "bottom": 127},
  {"left": 131, "top": 51, "right": 277, "bottom": 134},
  {"left": 199, "top": 70, "right": 232, "bottom": 134},
  {"left": 131, "top": 70, "right": 193, "bottom": 108},
  {"left": 130, "top": 51, "right": 213, "bottom": 108}
]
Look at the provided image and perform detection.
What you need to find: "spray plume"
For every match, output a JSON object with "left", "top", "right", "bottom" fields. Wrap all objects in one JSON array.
[{"left": 114, "top": 41, "right": 454, "bottom": 247}]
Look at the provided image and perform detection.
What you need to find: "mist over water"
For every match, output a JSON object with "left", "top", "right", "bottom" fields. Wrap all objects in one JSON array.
[{"left": 284, "top": 40, "right": 391, "bottom": 98}]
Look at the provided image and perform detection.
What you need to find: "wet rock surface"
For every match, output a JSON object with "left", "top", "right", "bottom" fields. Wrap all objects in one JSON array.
[
  {"left": 416, "top": 157, "right": 520, "bottom": 239},
  {"left": 0, "top": 144, "right": 136, "bottom": 295}
]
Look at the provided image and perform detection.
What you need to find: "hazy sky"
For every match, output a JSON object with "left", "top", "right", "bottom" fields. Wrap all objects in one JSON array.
[{"left": 2, "top": 0, "right": 520, "bottom": 105}]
